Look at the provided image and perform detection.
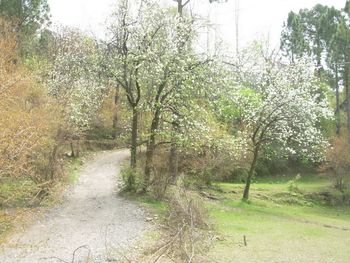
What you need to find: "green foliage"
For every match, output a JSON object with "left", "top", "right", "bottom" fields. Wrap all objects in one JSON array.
[
  {"left": 238, "top": 88, "right": 261, "bottom": 106},
  {"left": 0, "top": 0, "right": 50, "bottom": 56},
  {"left": 215, "top": 97, "right": 240, "bottom": 123},
  {"left": 228, "top": 168, "right": 248, "bottom": 183},
  {"left": 47, "top": 28, "right": 106, "bottom": 142},
  {"left": 0, "top": 0, "right": 50, "bottom": 27},
  {"left": 85, "top": 125, "right": 116, "bottom": 140},
  {"left": 280, "top": 3, "right": 350, "bottom": 139},
  {"left": 120, "top": 166, "right": 141, "bottom": 191},
  {"left": 186, "top": 168, "right": 214, "bottom": 188},
  {"left": 281, "top": 4, "right": 342, "bottom": 66},
  {"left": 121, "top": 191, "right": 168, "bottom": 215},
  {"left": 0, "top": 178, "right": 40, "bottom": 208},
  {"left": 288, "top": 174, "right": 302, "bottom": 192}
]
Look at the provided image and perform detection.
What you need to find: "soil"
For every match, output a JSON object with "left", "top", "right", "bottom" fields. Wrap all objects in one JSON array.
[{"left": 0, "top": 149, "right": 146, "bottom": 263}]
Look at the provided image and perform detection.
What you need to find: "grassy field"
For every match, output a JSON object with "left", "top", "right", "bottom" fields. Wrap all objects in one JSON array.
[{"left": 205, "top": 174, "right": 350, "bottom": 263}]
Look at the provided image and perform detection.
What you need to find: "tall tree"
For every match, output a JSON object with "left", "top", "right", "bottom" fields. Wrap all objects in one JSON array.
[
  {"left": 140, "top": 1, "right": 215, "bottom": 191},
  {"left": 0, "top": 0, "right": 49, "bottom": 30},
  {"left": 330, "top": 19, "right": 350, "bottom": 139},
  {"left": 0, "top": 0, "right": 50, "bottom": 55},
  {"left": 168, "top": 0, "right": 227, "bottom": 183},
  {"left": 281, "top": 4, "right": 342, "bottom": 76},
  {"left": 106, "top": 0, "right": 167, "bottom": 173},
  {"left": 227, "top": 45, "right": 332, "bottom": 200},
  {"left": 281, "top": 4, "right": 344, "bottom": 136},
  {"left": 47, "top": 29, "right": 104, "bottom": 157},
  {"left": 168, "top": 0, "right": 190, "bottom": 184}
]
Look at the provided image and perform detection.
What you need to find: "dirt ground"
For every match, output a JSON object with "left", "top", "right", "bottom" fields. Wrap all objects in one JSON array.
[{"left": 0, "top": 149, "right": 147, "bottom": 263}]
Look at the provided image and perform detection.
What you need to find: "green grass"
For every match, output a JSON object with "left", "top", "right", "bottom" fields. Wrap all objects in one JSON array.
[
  {"left": 66, "top": 157, "right": 84, "bottom": 184},
  {"left": 206, "top": 174, "right": 350, "bottom": 263},
  {"left": 0, "top": 178, "right": 40, "bottom": 208},
  {"left": 120, "top": 191, "right": 168, "bottom": 215},
  {"left": 0, "top": 178, "right": 39, "bottom": 243}
]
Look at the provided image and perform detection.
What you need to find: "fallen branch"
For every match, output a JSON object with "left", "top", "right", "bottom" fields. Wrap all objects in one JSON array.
[
  {"left": 39, "top": 245, "right": 91, "bottom": 263},
  {"left": 153, "top": 224, "right": 186, "bottom": 263}
]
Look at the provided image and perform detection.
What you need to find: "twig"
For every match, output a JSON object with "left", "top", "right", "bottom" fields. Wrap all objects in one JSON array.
[
  {"left": 72, "top": 245, "right": 90, "bottom": 263},
  {"left": 39, "top": 256, "right": 70, "bottom": 263},
  {"left": 39, "top": 245, "right": 90, "bottom": 263},
  {"left": 103, "top": 224, "right": 131, "bottom": 262},
  {"left": 152, "top": 224, "right": 186, "bottom": 263},
  {"left": 188, "top": 201, "right": 195, "bottom": 263}
]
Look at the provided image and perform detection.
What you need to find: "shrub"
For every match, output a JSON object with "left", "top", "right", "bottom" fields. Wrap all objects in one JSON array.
[
  {"left": 120, "top": 166, "right": 140, "bottom": 191},
  {"left": 324, "top": 135, "right": 350, "bottom": 191},
  {"left": 288, "top": 174, "right": 301, "bottom": 193},
  {"left": 148, "top": 186, "right": 211, "bottom": 262},
  {"left": 0, "top": 18, "right": 60, "bottom": 183},
  {"left": 179, "top": 147, "right": 240, "bottom": 187}
]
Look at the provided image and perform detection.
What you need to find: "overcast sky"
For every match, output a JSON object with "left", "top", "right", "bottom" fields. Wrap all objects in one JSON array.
[{"left": 48, "top": 0, "right": 345, "bottom": 51}]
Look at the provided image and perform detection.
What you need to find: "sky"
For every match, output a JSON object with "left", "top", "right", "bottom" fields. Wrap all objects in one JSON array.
[{"left": 48, "top": 0, "right": 346, "bottom": 51}]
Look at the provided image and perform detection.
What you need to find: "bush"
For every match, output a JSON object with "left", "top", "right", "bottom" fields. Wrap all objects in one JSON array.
[
  {"left": 288, "top": 174, "right": 301, "bottom": 193},
  {"left": 324, "top": 135, "right": 350, "bottom": 191},
  {"left": 0, "top": 178, "right": 40, "bottom": 208},
  {"left": 0, "top": 18, "right": 60, "bottom": 183},
  {"left": 120, "top": 166, "right": 141, "bottom": 191},
  {"left": 148, "top": 186, "right": 211, "bottom": 262},
  {"left": 85, "top": 125, "right": 116, "bottom": 140},
  {"left": 179, "top": 147, "right": 240, "bottom": 187},
  {"left": 230, "top": 167, "right": 248, "bottom": 183}
]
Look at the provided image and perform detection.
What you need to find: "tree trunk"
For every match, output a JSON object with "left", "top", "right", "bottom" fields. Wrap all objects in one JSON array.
[
  {"left": 70, "top": 141, "right": 75, "bottom": 158},
  {"left": 112, "top": 85, "right": 120, "bottom": 139},
  {"left": 169, "top": 121, "right": 179, "bottom": 184},
  {"left": 168, "top": 0, "right": 184, "bottom": 184},
  {"left": 177, "top": 0, "right": 183, "bottom": 16},
  {"left": 76, "top": 139, "right": 80, "bottom": 158},
  {"left": 130, "top": 106, "right": 138, "bottom": 169},
  {"left": 143, "top": 110, "right": 160, "bottom": 191},
  {"left": 47, "top": 145, "right": 58, "bottom": 181},
  {"left": 335, "top": 67, "right": 340, "bottom": 135},
  {"left": 316, "top": 42, "right": 322, "bottom": 80},
  {"left": 143, "top": 136, "right": 155, "bottom": 191},
  {"left": 243, "top": 145, "right": 260, "bottom": 200},
  {"left": 345, "top": 66, "right": 350, "bottom": 142}
]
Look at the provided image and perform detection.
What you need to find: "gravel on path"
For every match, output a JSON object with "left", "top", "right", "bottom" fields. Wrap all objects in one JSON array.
[{"left": 0, "top": 149, "right": 146, "bottom": 263}]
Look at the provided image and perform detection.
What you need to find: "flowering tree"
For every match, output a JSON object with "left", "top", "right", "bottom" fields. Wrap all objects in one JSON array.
[
  {"left": 106, "top": 0, "right": 169, "bottom": 169},
  {"left": 106, "top": 0, "right": 222, "bottom": 190},
  {"left": 138, "top": 5, "right": 225, "bottom": 190},
  {"left": 228, "top": 44, "right": 333, "bottom": 200},
  {"left": 47, "top": 28, "right": 105, "bottom": 156}
]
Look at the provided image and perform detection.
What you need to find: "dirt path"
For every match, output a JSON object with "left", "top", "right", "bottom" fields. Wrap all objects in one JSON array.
[{"left": 0, "top": 149, "right": 146, "bottom": 263}]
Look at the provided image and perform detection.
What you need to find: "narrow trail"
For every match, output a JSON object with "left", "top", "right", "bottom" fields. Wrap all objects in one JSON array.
[{"left": 0, "top": 149, "right": 146, "bottom": 263}]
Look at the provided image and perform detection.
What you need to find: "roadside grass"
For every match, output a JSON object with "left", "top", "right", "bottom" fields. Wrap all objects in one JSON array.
[
  {"left": 0, "top": 155, "right": 86, "bottom": 243},
  {"left": 119, "top": 173, "right": 350, "bottom": 262},
  {"left": 66, "top": 157, "right": 84, "bottom": 184},
  {"left": 0, "top": 178, "right": 43, "bottom": 243},
  {"left": 119, "top": 191, "right": 169, "bottom": 261},
  {"left": 204, "top": 174, "right": 350, "bottom": 263},
  {"left": 120, "top": 191, "right": 168, "bottom": 216},
  {"left": 0, "top": 179, "right": 40, "bottom": 208}
]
